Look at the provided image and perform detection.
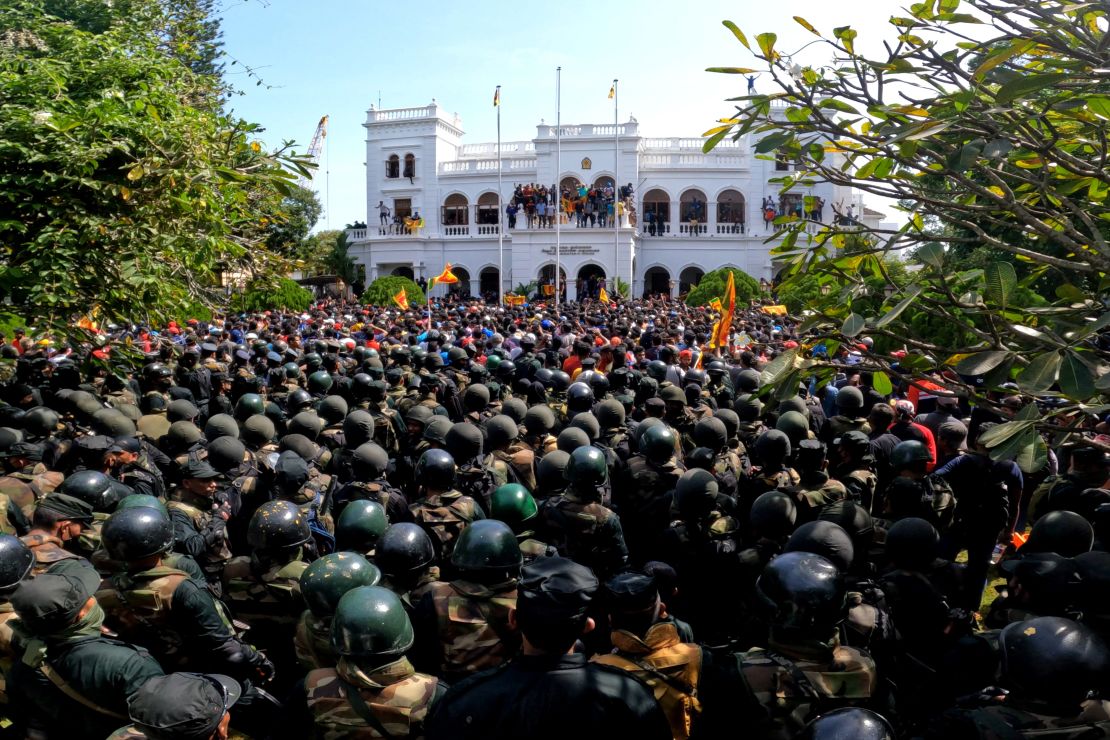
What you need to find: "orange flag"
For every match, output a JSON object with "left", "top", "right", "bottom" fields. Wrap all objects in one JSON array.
[
  {"left": 432, "top": 264, "right": 458, "bottom": 285},
  {"left": 715, "top": 271, "right": 736, "bottom": 348},
  {"left": 392, "top": 288, "right": 409, "bottom": 310}
]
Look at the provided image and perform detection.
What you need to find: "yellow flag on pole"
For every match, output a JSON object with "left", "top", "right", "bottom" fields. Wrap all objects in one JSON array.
[
  {"left": 494, "top": 86, "right": 501, "bottom": 107},
  {"left": 392, "top": 287, "right": 409, "bottom": 310},
  {"left": 433, "top": 264, "right": 458, "bottom": 285},
  {"left": 599, "top": 286, "right": 609, "bottom": 303},
  {"left": 715, "top": 271, "right": 736, "bottom": 348},
  {"left": 608, "top": 84, "right": 615, "bottom": 99},
  {"left": 708, "top": 297, "right": 723, "bottom": 313}
]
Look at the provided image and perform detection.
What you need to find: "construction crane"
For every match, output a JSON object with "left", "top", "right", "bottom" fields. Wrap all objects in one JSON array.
[{"left": 297, "top": 114, "right": 328, "bottom": 188}]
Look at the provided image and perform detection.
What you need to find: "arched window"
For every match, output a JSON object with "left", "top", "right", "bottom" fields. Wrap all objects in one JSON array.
[
  {"left": 680, "top": 189, "right": 707, "bottom": 222},
  {"left": 385, "top": 154, "right": 399, "bottom": 179},
  {"left": 442, "top": 194, "right": 469, "bottom": 226},
  {"left": 717, "top": 190, "right": 746, "bottom": 234},
  {"left": 641, "top": 189, "right": 670, "bottom": 235},
  {"left": 476, "top": 192, "right": 499, "bottom": 225},
  {"left": 592, "top": 176, "right": 614, "bottom": 191},
  {"left": 560, "top": 176, "right": 582, "bottom": 196},
  {"left": 403, "top": 153, "right": 416, "bottom": 179}
]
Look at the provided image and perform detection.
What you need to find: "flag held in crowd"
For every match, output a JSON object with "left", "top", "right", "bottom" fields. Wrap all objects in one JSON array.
[
  {"left": 599, "top": 286, "right": 610, "bottom": 304},
  {"left": 392, "top": 287, "right": 409, "bottom": 310},
  {"left": 430, "top": 263, "right": 459, "bottom": 289}
]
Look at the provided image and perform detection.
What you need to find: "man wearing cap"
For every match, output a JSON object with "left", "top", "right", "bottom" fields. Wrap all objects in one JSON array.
[
  {"left": 0, "top": 440, "right": 60, "bottom": 521},
  {"left": 107, "top": 436, "right": 166, "bottom": 500},
  {"left": 168, "top": 460, "right": 232, "bottom": 589},
  {"left": 426, "top": 557, "right": 670, "bottom": 740},
  {"left": 592, "top": 572, "right": 743, "bottom": 740},
  {"left": 108, "top": 672, "right": 240, "bottom": 739},
  {"left": 9, "top": 569, "right": 164, "bottom": 738},
  {"left": 21, "top": 493, "right": 97, "bottom": 575}
]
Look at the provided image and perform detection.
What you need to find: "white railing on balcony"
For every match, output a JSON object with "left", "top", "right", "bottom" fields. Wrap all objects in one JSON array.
[
  {"left": 458, "top": 142, "right": 535, "bottom": 157},
  {"left": 643, "top": 137, "right": 743, "bottom": 150},
  {"left": 639, "top": 153, "right": 745, "bottom": 169},
  {"left": 535, "top": 122, "right": 638, "bottom": 138},
  {"left": 367, "top": 105, "right": 434, "bottom": 122},
  {"left": 347, "top": 228, "right": 367, "bottom": 240},
  {"left": 679, "top": 223, "right": 708, "bottom": 235},
  {"left": 439, "top": 158, "right": 536, "bottom": 175},
  {"left": 477, "top": 224, "right": 500, "bottom": 235},
  {"left": 444, "top": 225, "right": 468, "bottom": 236},
  {"left": 716, "top": 223, "right": 747, "bottom": 235}
]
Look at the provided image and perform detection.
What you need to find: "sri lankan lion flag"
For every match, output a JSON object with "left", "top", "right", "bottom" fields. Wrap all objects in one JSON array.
[
  {"left": 429, "top": 264, "right": 459, "bottom": 289},
  {"left": 708, "top": 297, "right": 723, "bottom": 313},
  {"left": 715, "top": 271, "right": 737, "bottom": 348},
  {"left": 392, "top": 287, "right": 409, "bottom": 310}
]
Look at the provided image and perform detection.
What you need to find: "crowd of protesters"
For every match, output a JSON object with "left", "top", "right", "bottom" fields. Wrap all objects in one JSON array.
[{"left": 507, "top": 181, "right": 634, "bottom": 229}]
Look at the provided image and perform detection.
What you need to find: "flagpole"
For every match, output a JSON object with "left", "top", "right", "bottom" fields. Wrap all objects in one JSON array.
[
  {"left": 496, "top": 85, "right": 504, "bottom": 306},
  {"left": 612, "top": 78, "right": 619, "bottom": 301},
  {"left": 555, "top": 66, "right": 562, "bottom": 305}
]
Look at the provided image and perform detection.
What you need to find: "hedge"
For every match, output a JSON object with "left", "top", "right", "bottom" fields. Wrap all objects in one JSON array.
[
  {"left": 362, "top": 276, "right": 426, "bottom": 307},
  {"left": 685, "top": 267, "right": 760, "bottom": 307}
]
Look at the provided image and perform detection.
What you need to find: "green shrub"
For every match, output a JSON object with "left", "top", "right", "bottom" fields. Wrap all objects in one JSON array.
[
  {"left": 362, "top": 276, "right": 426, "bottom": 307},
  {"left": 685, "top": 267, "right": 760, "bottom": 307},
  {"left": 231, "top": 278, "right": 313, "bottom": 313}
]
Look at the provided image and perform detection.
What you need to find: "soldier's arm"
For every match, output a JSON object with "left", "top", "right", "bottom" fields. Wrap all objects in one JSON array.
[
  {"left": 170, "top": 580, "right": 273, "bottom": 682},
  {"left": 7, "top": 497, "right": 29, "bottom": 535},
  {"left": 169, "top": 510, "right": 206, "bottom": 558},
  {"left": 597, "top": 512, "right": 630, "bottom": 576}
]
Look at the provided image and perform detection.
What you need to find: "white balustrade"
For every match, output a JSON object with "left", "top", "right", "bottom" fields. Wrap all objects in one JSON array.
[
  {"left": 346, "top": 228, "right": 367, "bottom": 240},
  {"left": 477, "top": 224, "right": 500, "bottom": 235},
  {"left": 444, "top": 225, "right": 468, "bottom": 236},
  {"left": 679, "top": 223, "right": 708, "bottom": 235}
]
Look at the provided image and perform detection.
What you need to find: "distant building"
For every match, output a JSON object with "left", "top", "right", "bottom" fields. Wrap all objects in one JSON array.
[{"left": 345, "top": 100, "right": 882, "bottom": 301}]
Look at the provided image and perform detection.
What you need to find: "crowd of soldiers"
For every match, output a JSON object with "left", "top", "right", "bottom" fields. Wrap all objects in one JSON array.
[{"left": 0, "top": 295, "right": 1106, "bottom": 740}]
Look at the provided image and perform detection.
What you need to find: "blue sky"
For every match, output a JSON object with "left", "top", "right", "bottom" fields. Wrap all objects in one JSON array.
[{"left": 220, "top": 0, "right": 911, "bottom": 230}]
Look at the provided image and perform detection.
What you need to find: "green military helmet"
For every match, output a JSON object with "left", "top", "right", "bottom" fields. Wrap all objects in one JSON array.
[
  {"left": 102, "top": 506, "right": 175, "bottom": 562},
  {"left": 556, "top": 426, "right": 590, "bottom": 453},
  {"left": 422, "top": 416, "right": 453, "bottom": 446},
  {"left": 204, "top": 413, "right": 240, "bottom": 441},
  {"left": 335, "top": 499, "right": 389, "bottom": 553},
  {"left": 300, "top": 552, "right": 381, "bottom": 619},
  {"left": 674, "top": 468, "right": 719, "bottom": 518},
  {"left": 485, "top": 354, "right": 501, "bottom": 372},
  {"left": 646, "top": 360, "right": 668, "bottom": 382},
  {"left": 490, "top": 483, "right": 538, "bottom": 532},
  {"left": 167, "top": 399, "right": 200, "bottom": 424},
  {"left": 247, "top": 500, "right": 311, "bottom": 552},
  {"left": 415, "top": 448, "right": 456, "bottom": 490},
  {"left": 405, "top": 405, "right": 434, "bottom": 428},
  {"left": 331, "top": 585, "right": 414, "bottom": 659},
  {"left": 307, "top": 371, "right": 333, "bottom": 396},
  {"left": 778, "top": 396, "right": 809, "bottom": 418},
  {"left": 639, "top": 424, "right": 678, "bottom": 465},
  {"left": 343, "top": 410, "right": 375, "bottom": 448},
  {"left": 284, "top": 362, "right": 302, "bottom": 380},
  {"left": 595, "top": 399, "right": 625, "bottom": 430},
  {"left": 536, "top": 450, "right": 570, "bottom": 496},
  {"left": 686, "top": 446, "right": 715, "bottom": 471},
  {"left": 445, "top": 423, "right": 483, "bottom": 463},
  {"left": 736, "top": 368, "right": 761, "bottom": 393},
  {"left": 60, "top": 469, "right": 120, "bottom": 513},
  {"left": 450, "top": 519, "right": 523, "bottom": 574},
  {"left": 288, "top": 411, "right": 323, "bottom": 441},
  {"left": 304, "top": 352, "right": 323, "bottom": 373},
  {"left": 208, "top": 436, "right": 247, "bottom": 474},
  {"left": 317, "top": 395, "right": 349, "bottom": 425},
  {"left": 693, "top": 417, "right": 728, "bottom": 452},
  {"left": 660, "top": 385, "right": 686, "bottom": 406},
  {"left": 890, "top": 440, "right": 931, "bottom": 469},
  {"left": 375, "top": 523, "right": 435, "bottom": 578},
  {"left": 565, "top": 445, "right": 608, "bottom": 489},
  {"left": 115, "top": 493, "right": 168, "bottom": 515},
  {"left": 835, "top": 385, "right": 864, "bottom": 414},
  {"left": 22, "top": 407, "right": 59, "bottom": 438},
  {"left": 483, "top": 415, "right": 518, "bottom": 449},
  {"left": 775, "top": 410, "right": 810, "bottom": 449},
  {"left": 523, "top": 405, "right": 556, "bottom": 437},
  {"left": 93, "top": 408, "right": 137, "bottom": 438},
  {"left": 166, "top": 420, "right": 203, "bottom": 450},
  {"left": 501, "top": 398, "right": 528, "bottom": 426},
  {"left": 242, "top": 414, "right": 276, "bottom": 447},
  {"left": 754, "top": 429, "right": 791, "bottom": 465},
  {"left": 0, "top": 535, "right": 33, "bottom": 593},
  {"left": 569, "top": 412, "right": 600, "bottom": 443},
  {"left": 632, "top": 416, "right": 664, "bottom": 450},
  {"left": 234, "top": 393, "right": 265, "bottom": 422},
  {"left": 351, "top": 443, "right": 389, "bottom": 479},
  {"left": 287, "top": 389, "right": 314, "bottom": 415},
  {"left": 462, "top": 383, "right": 491, "bottom": 414},
  {"left": 750, "top": 491, "right": 798, "bottom": 540},
  {"left": 734, "top": 394, "right": 764, "bottom": 422}
]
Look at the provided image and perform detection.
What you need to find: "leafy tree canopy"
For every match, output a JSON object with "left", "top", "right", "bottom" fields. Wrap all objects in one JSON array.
[
  {"left": 231, "top": 277, "right": 313, "bottom": 314},
  {"left": 685, "top": 267, "right": 760, "bottom": 307},
  {"left": 363, "top": 276, "right": 425, "bottom": 307},
  {"left": 0, "top": 0, "right": 311, "bottom": 334},
  {"left": 706, "top": 0, "right": 1110, "bottom": 470}
]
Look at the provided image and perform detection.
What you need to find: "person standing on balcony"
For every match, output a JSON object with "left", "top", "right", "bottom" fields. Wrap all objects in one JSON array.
[{"left": 378, "top": 201, "right": 391, "bottom": 226}]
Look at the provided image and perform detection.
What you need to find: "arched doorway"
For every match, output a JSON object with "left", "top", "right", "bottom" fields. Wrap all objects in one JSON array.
[
  {"left": 480, "top": 267, "right": 500, "bottom": 299},
  {"left": 476, "top": 192, "right": 499, "bottom": 227},
  {"left": 442, "top": 193, "right": 469, "bottom": 235},
  {"left": 592, "top": 175, "right": 614, "bottom": 191},
  {"left": 391, "top": 266, "right": 414, "bottom": 279},
  {"left": 538, "top": 264, "right": 567, "bottom": 301},
  {"left": 448, "top": 266, "right": 471, "bottom": 298},
  {"left": 560, "top": 176, "right": 583, "bottom": 195},
  {"left": 644, "top": 267, "right": 671, "bottom": 298},
  {"left": 717, "top": 190, "right": 745, "bottom": 234},
  {"left": 680, "top": 189, "right": 707, "bottom": 234},
  {"left": 577, "top": 264, "right": 606, "bottom": 301},
  {"left": 679, "top": 267, "right": 704, "bottom": 296},
  {"left": 642, "top": 189, "right": 669, "bottom": 235}
]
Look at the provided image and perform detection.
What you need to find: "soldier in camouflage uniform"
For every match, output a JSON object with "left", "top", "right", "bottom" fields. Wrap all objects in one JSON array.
[
  {"left": 734, "top": 551, "right": 878, "bottom": 739},
  {"left": 444, "top": 423, "right": 498, "bottom": 512},
  {"left": 790, "top": 440, "right": 849, "bottom": 521},
  {"left": 333, "top": 442, "right": 410, "bottom": 524},
  {"left": 881, "top": 440, "right": 957, "bottom": 533},
  {"left": 485, "top": 415, "right": 537, "bottom": 491},
  {"left": 619, "top": 425, "right": 686, "bottom": 563},
  {"left": 834, "top": 431, "right": 880, "bottom": 512},
  {"left": 411, "top": 520, "right": 521, "bottom": 683},
  {"left": 21, "top": 493, "right": 94, "bottom": 575},
  {"left": 744, "top": 430, "right": 801, "bottom": 528},
  {"left": 821, "top": 386, "right": 872, "bottom": 444},
  {"left": 538, "top": 446, "right": 629, "bottom": 581},
  {"left": 693, "top": 416, "right": 745, "bottom": 500},
  {"left": 0, "top": 534, "right": 34, "bottom": 703},
  {"left": 408, "top": 449, "right": 484, "bottom": 562},
  {"left": 295, "top": 552, "right": 381, "bottom": 672},
  {"left": 316, "top": 395, "right": 349, "bottom": 451},
  {"left": 366, "top": 381, "right": 403, "bottom": 459},
  {"left": 302, "top": 585, "right": 444, "bottom": 738},
  {"left": 376, "top": 522, "right": 441, "bottom": 616},
  {"left": 0, "top": 441, "right": 62, "bottom": 520},
  {"left": 167, "top": 460, "right": 233, "bottom": 591}
]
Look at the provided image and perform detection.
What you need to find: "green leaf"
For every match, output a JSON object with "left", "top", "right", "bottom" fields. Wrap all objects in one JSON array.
[
  {"left": 984, "top": 261, "right": 1017, "bottom": 307},
  {"left": 841, "top": 312, "right": 866, "bottom": 337},
  {"left": 916, "top": 243, "right": 944, "bottom": 268},
  {"left": 995, "top": 74, "right": 1068, "bottom": 106},
  {"left": 989, "top": 426, "right": 1037, "bottom": 464},
  {"left": 872, "top": 371, "right": 893, "bottom": 396},
  {"left": 1088, "top": 96, "right": 1110, "bottom": 120},
  {"left": 874, "top": 286, "right": 923, "bottom": 328},
  {"left": 756, "top": 32, "right": 778, "bottom": 59},
  {"left": 702, "top": 129, "right": 730, "bottom": 153},
  {"left": 978, "top": 419, "right": 1035, "bottom": 448},
  {"left": 705, "top": 67, "right": 759, "bottom": 74},
  {"left": 833, "top": 26, "right": 857, "bottom": 54},
  {"left": 1017, "top": 352, "right": 1061, "bottom": 392},
  {"left": 126, "top": 164, "right": 145, "bottom": 181},
  {"left": 1013, "top": 434, "right": 1048, "bottom": 474},
  {"left": 759, "top": 348, "right": 798, "bottom": 386},
  {"left": 973, "top": 39, "right": 1033, "bottom": 79},
  {"left": 818, "top": 99, "right": 858, "bottom": 113},
  {"left": 722, "top": 20, "right": 751, "bottom": 50},
  {"left": 1059, "top": 352, "right": 1096, "bottom": 400},
  {"left": 754, "top": 132, "right": 792, "bottom": 153},
  {"left": 954, "top": 350, "right": 1010, "bottom": 376},
  {"left": 1055, "top": 283, "right": 1086, "bottom": 302}
]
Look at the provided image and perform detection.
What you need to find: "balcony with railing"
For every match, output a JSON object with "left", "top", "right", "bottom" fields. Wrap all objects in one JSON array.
[
  {"left": 457, "top": 142, "right": 535, "bottom": 158},
  {"left": 535, "top": 121, "right": 639, "bottom": 138},
  {"left": 639, "top": 153, "right": 746, "bottom": 170},
  {"left": 438, "top": 158, "right": 537, "bottom": 176}
]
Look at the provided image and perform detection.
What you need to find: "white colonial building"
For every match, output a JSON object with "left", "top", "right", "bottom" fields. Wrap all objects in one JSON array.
[{"left": 345, "top": 100, "right": 882, "bottom": 301}]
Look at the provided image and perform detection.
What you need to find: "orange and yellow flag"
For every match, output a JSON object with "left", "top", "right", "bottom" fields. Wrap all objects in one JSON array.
[
  {"left": 598, "top": 286, "right": 610, "bottom": 304},
  {"left": 708, "top": 297, "right": 723, "bottom": 313},
  {"left": 392, "top": 288, "right": 409, "bottom": 310},
  {"left": 432, "top": 264, "right": 458, "bottom": 285},
  {"left": 494, "top": 86, "right": 501, "bottom": 107},
  {"left": 715, "top": 271, "right": 736, "bottom": 348}
]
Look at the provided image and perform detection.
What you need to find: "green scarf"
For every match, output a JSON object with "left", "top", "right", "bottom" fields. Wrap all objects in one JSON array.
[{"left": 18, "top": 602, "right": 106, "bottom": 668}]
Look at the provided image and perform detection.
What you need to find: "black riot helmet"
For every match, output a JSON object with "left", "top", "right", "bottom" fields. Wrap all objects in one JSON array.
[
  {"left": 674, "top": 468, "right": 719, "bottom": 519},
  {"left": 756, "top": 551, "right": 846, "bottom": 635},
  {"left": 445, "top": 423, "right": 483, "bottom": 463},
  {"left": 60, "top": 470, "right": 120, "bottom": 513},
  {"left": 351, "top": 443, "right": 390, "bottom": 479},
  {"left": 415, "top": 448, "right": 456, "bottom": 491},
  {"left": 375, "top": 523, "right": 436, "bottom": 578},
  {"left": 102, "top": 507, "right": 175, "bottom": 562},
  {"left": 536, "top": 450, "right": 570, "bottom": 496},
  {"left": 798, "top": 709, "right": 895, "bottom": 740},
  {"left": 885, "top": 517, "right": 939, "bottom": 571},
  {"left": 566, "top": 382, "right": 594, "bottom": 414},
  {"left": 246, "top": 500, "right": 312, "bottom": 552},
  {"left": 785, "top": 520, "right": 856, "bottom": 573},
  {"left": 999, "top": 616, "right": 1110, "bottom": 705},
  {"left": 0, "top": 535, "right": 33, "bottom": 593},
  {"left": 750, "top": 491, "right": 798, "bottom": 540},
  {"left": 692, "top": 417, "right": 728, "bottom": 452}
]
